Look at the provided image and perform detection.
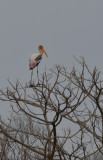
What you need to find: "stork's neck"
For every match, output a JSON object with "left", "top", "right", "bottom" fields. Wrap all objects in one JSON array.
[{"left": 39, "top": 49, "right": 43, "bottom": 55}]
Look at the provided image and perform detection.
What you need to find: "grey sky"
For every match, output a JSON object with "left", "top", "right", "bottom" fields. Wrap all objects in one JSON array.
[{"left": 0, "top": 0, "right": 103, "bottom": 116}]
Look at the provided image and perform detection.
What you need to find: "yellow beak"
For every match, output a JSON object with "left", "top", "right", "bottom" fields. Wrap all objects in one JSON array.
[{"left": 43, "top": 49, "right": 48, "bottom": 57}]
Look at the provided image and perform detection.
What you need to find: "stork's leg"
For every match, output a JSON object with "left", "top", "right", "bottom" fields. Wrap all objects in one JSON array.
[
  {"left": 37, "top": 65, "right": 39, "bottom": 84},
  {"left": 31, "top": 69, "right": 33, "bottom": 84}
]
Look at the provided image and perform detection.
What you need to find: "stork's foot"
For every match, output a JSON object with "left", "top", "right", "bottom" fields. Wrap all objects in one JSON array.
[
  {"left": 28, "top": 81, "right": 34, "bottom": 88},
  {"left": 36, "top": 82, "right": 40, "bottom": 86}
]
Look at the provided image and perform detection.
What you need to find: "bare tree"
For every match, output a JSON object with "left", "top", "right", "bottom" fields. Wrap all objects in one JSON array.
[{"left": 0, "top": 58, "right": 103, "bottom": 160}]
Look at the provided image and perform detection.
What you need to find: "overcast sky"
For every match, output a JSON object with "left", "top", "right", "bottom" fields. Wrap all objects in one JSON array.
[{"left": 0, "top": 0, "right": 103, "bottom": 116}]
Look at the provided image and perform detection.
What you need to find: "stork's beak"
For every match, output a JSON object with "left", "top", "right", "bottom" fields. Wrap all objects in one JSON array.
[{"left": 43, "top": 49, "right": 48, "bottom": 57}]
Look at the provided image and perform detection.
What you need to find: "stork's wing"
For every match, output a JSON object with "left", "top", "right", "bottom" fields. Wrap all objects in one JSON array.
[{"left": 35, "top": 55, "right": 42, "bottom": 61}]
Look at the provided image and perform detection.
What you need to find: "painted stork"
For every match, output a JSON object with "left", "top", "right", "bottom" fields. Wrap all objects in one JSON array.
[{"left": 29, "top": 45, "right": 48, "bottom": 83}]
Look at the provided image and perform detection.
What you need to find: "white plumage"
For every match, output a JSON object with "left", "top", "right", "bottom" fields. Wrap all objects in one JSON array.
[
  {"left": 29, "top": 45, "right": 48, "bottom": 83},
  {"left": 30, "top": 52, "right": 41, "bottom": 61}
]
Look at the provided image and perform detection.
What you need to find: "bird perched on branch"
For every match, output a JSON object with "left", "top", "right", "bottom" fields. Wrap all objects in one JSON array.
[{"left": 29, "top": 45, "right": 48, "bottom": 83}]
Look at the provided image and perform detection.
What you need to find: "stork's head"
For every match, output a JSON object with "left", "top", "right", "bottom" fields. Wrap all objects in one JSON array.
[{"left": 38, "top": 45, "right": 48, "bottom": 57}]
